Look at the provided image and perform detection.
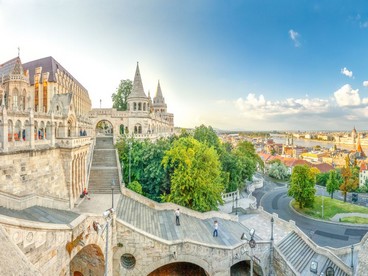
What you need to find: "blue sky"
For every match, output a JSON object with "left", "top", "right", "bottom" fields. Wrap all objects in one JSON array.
[{"left": 1, "top": 0, "right": 368, "bottom": 131}]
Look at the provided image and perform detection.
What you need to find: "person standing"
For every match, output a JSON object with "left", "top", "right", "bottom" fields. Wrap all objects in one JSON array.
[
  {"left": 213, "top": 220, "right": 218, "bottom": 237},
  {"left": 175, "top": 208, "right": 180, "bottom": 226}
]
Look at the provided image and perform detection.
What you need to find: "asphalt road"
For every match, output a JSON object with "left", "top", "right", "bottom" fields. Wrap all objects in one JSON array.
[{"left": 259, "top": 184, "right": 368, "bottom": 248}]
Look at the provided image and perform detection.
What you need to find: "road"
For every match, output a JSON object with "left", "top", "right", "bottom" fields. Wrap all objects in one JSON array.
[{"left": 256, "top": 177, "right": 368, "bottom": 248}]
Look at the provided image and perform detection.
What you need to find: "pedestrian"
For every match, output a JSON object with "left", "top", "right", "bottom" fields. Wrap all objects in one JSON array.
[
  {"left": 175, "top": 208, "right": 180, "bottom": 226},
  {"left": 82, "top": 187, "right": 90, "bottom": 200},
  {"left": 213, "top": 220, "right": 218, "bottom": 237}
]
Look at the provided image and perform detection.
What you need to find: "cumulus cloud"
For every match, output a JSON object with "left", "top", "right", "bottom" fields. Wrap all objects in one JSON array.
[
  {"left": 234, "top": 93, "right": 329, "bottom": 119},
  {"left": 363, "top": 81, "right": 368, "bottom": 87},
  {"left": 341, "top": 67, "right": 353, "bottom": 78},
  {"left": 289, "top": 29, "right": 301, "bottom": 47},
  {"left": 334, "top": 84, "right": 360, "bottom": 106}
]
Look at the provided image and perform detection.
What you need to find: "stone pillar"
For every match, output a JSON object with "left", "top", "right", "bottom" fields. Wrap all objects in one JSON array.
[
  {"left": 0, "top": 105, "right": 9, "bottom": 152},
  {"left": 50, "top": 112, "right": 55, "bottom": 147}
]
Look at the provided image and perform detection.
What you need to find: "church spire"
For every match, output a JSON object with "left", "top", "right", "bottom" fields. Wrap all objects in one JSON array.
[
  {"left": 155, "top": 80, "right": 163, "bottom": 98},
  {"left": 128, "top": 62, "right": 147, "bottom": 99}
]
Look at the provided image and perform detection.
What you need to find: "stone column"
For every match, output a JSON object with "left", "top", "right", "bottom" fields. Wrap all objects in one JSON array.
[
  {"left": 0, "top": 106, "right": 9, "bottom": 152},
  {"left": 50, "top": 112, "right": 55, "bottom": 147}
]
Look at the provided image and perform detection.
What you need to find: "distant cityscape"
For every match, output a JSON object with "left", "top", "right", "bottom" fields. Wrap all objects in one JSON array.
[{"left": 219, "top": 126, "right": 368, "bottom": 187}]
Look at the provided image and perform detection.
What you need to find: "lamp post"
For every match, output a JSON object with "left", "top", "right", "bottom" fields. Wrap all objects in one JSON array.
[
  {"left": 129, "top": 141, "right": 132, "bottom": 186},
  {"left": 270, "top": 217, "right": 274, "bottom": 275},
  {"left": 235, "top": 196, "right": 238, "bottom": 215},
  {"left": 322, "top": 188, "right": 324, "bottom": 219},
  {"left": 111, "top": 179, "right": 115, "bottom": 209},
  {"left": 102, "top": 208, "right": 114, "bottom": 276},
  {"left": 241, "top": 228, "right": 256, "bottom": 276},
  {"left": 351, "top": 244, "right": 354, "bottom": 273}
]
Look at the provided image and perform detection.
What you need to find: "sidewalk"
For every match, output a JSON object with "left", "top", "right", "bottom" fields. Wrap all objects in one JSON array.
[
  {"left": 331, "top": 212, "right": 368, "bottom": 222},
  {"left": 73, "top": 194, "right": 121, "bottom": 215}
]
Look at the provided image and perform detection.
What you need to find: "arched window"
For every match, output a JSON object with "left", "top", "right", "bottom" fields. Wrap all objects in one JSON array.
[
  {"left": 143, "top": 103, "right": 146, "bottom": 111},
  {"left": 133, "top": 102, "right": 137, "bottom": 111},
  {"left": 138, "top": 103, "right": 142, "bottom": 111},
  {"left": 120, "top": 124, "right": 125, "bottom": 135}
]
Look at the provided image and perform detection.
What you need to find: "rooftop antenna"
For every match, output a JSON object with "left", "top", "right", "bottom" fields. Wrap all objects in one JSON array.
[{"left": 18, "top": 46, "right": 20, "bottom": 57}]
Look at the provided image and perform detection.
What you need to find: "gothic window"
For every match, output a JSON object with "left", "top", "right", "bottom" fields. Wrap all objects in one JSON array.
[
  {"left": 143, "top": 103, "right": 146, "bottom": 111},
  {"left": 43, "top": 80, "right": 48, "bottom": 112},
  {"left": 120, "top": 124, "right": 125, "bottom": 135},
  {"left": 138, "top": 102, "right": 142, "bottom": 111},
  {"left": 133, "top": 102, "right": 137, "bottom": 111},
  {"left": 35, "top": 75, "right": 39, "bottom": 111}
]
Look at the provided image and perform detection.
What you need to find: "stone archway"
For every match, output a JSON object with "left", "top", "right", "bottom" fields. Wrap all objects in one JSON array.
[
  {"left": 231, "top": 260, "right": 263, "bottom": 275},
  {"left": 70, "top": 244, "right": 105, "bottom": 276},
  {"left": 95, "top": 120, "right": 113, "bottom": 136},
  {"left": 148, "top": 262, "right": 209, "bottom": 276}
]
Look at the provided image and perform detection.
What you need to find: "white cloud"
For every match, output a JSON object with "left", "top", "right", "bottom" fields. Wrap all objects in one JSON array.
[
  {"left": 341, "top": 67, "right": 353, "bottom": 78},
  {"left": 363, "top": 81, "right": 368, "bottom": 87},
  {"left": 334, "top": 84, "right": 360, "bottom": 106},
  {"left": 289, "top": 29, "right": 301, "bottom": 47}
]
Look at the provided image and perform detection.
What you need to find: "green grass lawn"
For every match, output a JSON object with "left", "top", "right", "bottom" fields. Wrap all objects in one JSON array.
[
  {"left": 291, "top": 196, "right": 368, "bottom": 220},
  {"left": 340, "top": 217, "right": 368, "bottom": 224}
]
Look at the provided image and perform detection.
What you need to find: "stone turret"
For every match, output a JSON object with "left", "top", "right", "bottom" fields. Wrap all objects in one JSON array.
[
  {"left": 153, "top": 80, "right": 167, "bottom": 114},
  {"left": 127, "top": 63, "right": 149, "bottom": 113}
]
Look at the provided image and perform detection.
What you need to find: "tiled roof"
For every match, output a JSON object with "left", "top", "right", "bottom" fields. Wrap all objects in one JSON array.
[
  {"left": 22, "top": 56, "right": 87, "bottom": 91},
  {"left": 311, "top": 163, "right": 334, "bottom": 173},
  {"left": 0, "top": 57, "right": 23, "bottom": 78}
]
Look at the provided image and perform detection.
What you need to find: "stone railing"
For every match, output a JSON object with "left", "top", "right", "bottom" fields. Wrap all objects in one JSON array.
[
  {"left": 57, "top": 136, "right": 92, "bottom": 148},
  {"left": 221, "top": 190, "right": 239, "bottom": 203},
  {"left": 0, "top": 191, "right": 70, "bottom": 210},
  {"left": 121, "top": 187, "right": 238, "bottom": 221}
]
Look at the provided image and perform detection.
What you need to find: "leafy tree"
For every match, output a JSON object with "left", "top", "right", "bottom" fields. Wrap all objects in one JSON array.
[
  {"left": 234, "top": 141, "right": 263, "bottom": 182},
  {"left": 340, "top": 156, "right": 359, "bottom": 202},
  {"left": 115, "top": 138, "right": 172, "bottom": 202},
  {"left": 193, "top": 125, "right": 221, "bottom": 151},
  {"left": 162, "top": 137, "right": 224, "bottom": 212},
  {"left": 316, "top": 172, "right": 329, "bottom": 186},
  {"left": 127, "top": 180, "right": 143, "bottom": 194},
  {"left": 112, "top": 79, "right": 132, "bottom": 111},
  {"left": 268, "top": 161, "right": 289, "bottom": 180},
  {"left": 326, "top": 170, "right": 341, "bottom": 199},
  {"left": 288, "top": 165, "right": 316, "bottom": 209}
]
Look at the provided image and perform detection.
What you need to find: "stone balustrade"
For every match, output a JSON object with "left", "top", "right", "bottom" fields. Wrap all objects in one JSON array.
[
  {"left": 0, "top": 191, "right": 70, "bottom": 210},
  {"left": 57, "top": 137, "right": 92, "bottom": 148},
  {"left": 121, "top": 187, "right": 238, "bottom": 222},
  {"left": 222, "top": 190, "right": 239, "bottom": 203}
]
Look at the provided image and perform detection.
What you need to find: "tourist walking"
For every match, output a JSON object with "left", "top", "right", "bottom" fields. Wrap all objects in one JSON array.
[
  {"left": 213, "top": 220, "right": 218, "bottom": 237},
  {"left": 175, "top": 208, "right": 180, "bottom": 226}
]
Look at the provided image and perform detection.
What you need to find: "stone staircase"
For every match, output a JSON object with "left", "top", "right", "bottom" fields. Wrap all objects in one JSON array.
[
  {"left": 88, "top": 137, "right": 120, "bottom": 194},
  {"left": 115, "top": 194, "right": 250, "bottom": 246},
  {"left": 277, "top": 231, "right": 348, "bottom": 276}
]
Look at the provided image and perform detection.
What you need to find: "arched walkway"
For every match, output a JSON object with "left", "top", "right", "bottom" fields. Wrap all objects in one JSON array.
[
  {"left": 95, "top": 120, "right": 113, "bottom": 136},
  {"left": 231, "top": 260, "right": 263, "bottom": 276},
  {"left": 148, "top": 262, "right": 209, "bottom": 276},
  {"left": 70, "top": 244, "right": 104, "bottom": 276}
]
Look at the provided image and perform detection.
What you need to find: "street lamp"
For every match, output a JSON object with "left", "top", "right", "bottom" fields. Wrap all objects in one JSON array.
[
  {"left": 103, "top": 208, "right": 114, "bottom": 276},
  {"left": 351, "top": 244, "right": 354, "bottom": 273},
  {"left": 111, "top": 179, "right": 115, "bottom": 209},
  {"left": 241, "top": 228, "right": 256, "bottom": 276},
  {"left": 235, "top": 196, "right": 238, "bottom": 215},
  {"left": 128, "top": 141, "right": 132, "bottom": 186}
]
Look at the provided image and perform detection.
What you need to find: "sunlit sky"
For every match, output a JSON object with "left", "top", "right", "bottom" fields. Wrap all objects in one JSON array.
[{"left": 2, "top": 0, "right": 368, "bottom": 131}]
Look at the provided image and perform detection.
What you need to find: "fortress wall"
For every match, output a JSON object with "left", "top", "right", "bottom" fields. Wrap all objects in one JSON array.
[{"left": 0, "top": 148, "right": 68, "bottom": 206}]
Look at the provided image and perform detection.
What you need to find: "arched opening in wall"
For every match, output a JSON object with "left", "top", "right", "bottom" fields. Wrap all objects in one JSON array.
[
  {"left": 7, "top": 119, "right": 13, "bottom": 142},
  {"left": 119, "top": 124, "right": 125, "bottom": 135},
  {"left": 70, "top": 244, "right": 104, "bottom": 276},
  {"left": 14, "top": 120, "right": 22, "bottom": 141},
  {"left": 134, "top": 124, "right": 142, "bottom": 134},
  {"left": 68, "top": 119, "right": 73, "bottom": 137},
  {"left": 231, "top": 260, "right": 263, "bottom": 276},
  {"left": 138, "top": 102, "right": 142, "bottom": 111},
  {"left": 95, "top": 120, "right": 113, "bottom": 136},
  {"left": 148, "top": 262, "right": 209, "bottom": 276}
]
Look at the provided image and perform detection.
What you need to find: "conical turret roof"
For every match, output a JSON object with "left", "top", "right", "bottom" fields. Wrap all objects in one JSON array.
[
  {"left": 153, "top": 80, "right": 166, "bottom": 107},
  {"left": 128, "top": 62, "right": 147, "bottom": 99}
]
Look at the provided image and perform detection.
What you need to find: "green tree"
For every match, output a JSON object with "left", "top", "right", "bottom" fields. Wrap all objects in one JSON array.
[
  {"left": 288, "top": 165, "right": 316, "bottom": 209},
  {"left": 112, "top": 79, "right": 132, "bottom": 111},
  {"left": 127, "top": 180, "right": 143, "bottom": 194},
  {"left": 340, "top": 156, "right": 359, "bottom": 202},
  {"left": 162, "top": 137, "right": 224, "bottom": 212},
  {"left": 234, "top": 141, "right": 262, "bottom": 182},
  {"left": 193, "top": 125, "right": 221, "bottom": 151},
  {"left": 316, "top": 172, "right": 329, "bottom": 186},
  {"left": 268, "top": 161, "right": 289, "bottom": 180},
  {"left": 326, "top": 170, "right": 340, "bottom": 199}
]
